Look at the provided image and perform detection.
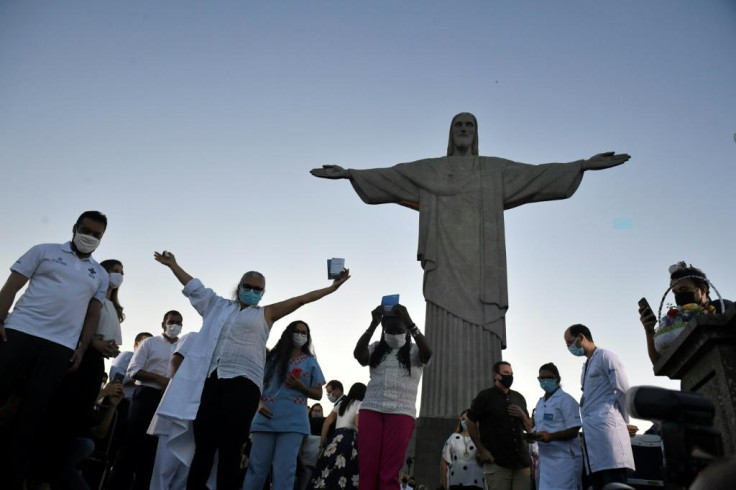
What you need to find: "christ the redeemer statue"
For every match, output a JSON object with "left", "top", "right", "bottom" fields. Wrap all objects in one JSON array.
[{"left": 311, "top": 112, "right": 629, "bottom": 418}]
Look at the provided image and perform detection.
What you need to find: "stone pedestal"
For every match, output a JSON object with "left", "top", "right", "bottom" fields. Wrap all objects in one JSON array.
[
  {"left": 411, "top": 416, "right": 458, "bottom": 486},
  {"left": 653, "top": 305, "right": 736, "bottom": 454}
]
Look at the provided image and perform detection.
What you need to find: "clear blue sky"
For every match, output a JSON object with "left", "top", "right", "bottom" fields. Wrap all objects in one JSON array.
[{"left": 2, "top": 1, "right": 735, "bottom": 424}]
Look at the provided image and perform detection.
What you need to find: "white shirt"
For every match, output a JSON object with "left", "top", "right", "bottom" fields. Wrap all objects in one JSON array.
[
  {"left": 175, "top": 332, "right": 198, "bottom": 357},
  {"left": 206, "top": 306, "right": 269, "bottom": 387},
  {"left": 361, "top": 342, "right": 426, "bottom": 417},
  {"left": 533, "top": 387, "right": 582, "bottom": 458},
  {"left": 442, "top": 433, "right": 484, "bottom": 488},
  {"left": 147, "top": 278, "right": 262, "bottom": 466},
  {"left": 110, "top": 350, "right": 135, "bottom": 398},
  {"left": 533, "top": 387, "right": 583, "bottom": 490},
  {"left": 96, "top": 298, "right": 123, "bottom": 344},
  {"left": 6, "top": 242, "right": 108, "bottom": 350},
  {"left": 128, "top": 335, "right": 178, "bottom": 390},
  {"left": 580, "top": 347, "right": 635, "bottom": 472},
  {"left": 334, "top": 400, "right": 361, "bottom": 430}
]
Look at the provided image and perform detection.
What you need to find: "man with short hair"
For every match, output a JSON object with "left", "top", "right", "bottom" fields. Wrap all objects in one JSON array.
[
  {"left": 108, "top": 311, "right": 183, "bottom": 490},
  {"left": 325, "top": 380, "right": 344, "bottom": 405},
  {"left": 110, "top": 331, "right": 155, "bottom": 399},
  {"left": 564, "top": 324, "right": 634, "bottom": 490},
  {"left": 0, "top": 210, "right": 109, "bottom": 487},
  {"left": 466, "top": 361, "right": 533, "bottom": 490},
  {"left": 321, "top": 380, "right": 345, "bottom": 442}
]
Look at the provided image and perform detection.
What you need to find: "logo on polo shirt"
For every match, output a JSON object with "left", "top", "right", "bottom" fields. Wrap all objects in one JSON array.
[
  {"left": 88, "top": 267, "right": 97, "bottom": 278},
  {"left": 51, "top": 256, "right": 68, "bottom": 266}
]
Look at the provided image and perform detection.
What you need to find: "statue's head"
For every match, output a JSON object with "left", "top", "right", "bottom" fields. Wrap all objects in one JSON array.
[{"left": 447, "top": 112, "right": 479, "bottom": 156}]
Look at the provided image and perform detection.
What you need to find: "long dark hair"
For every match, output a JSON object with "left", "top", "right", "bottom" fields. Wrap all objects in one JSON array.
[
  {"left": 264, "top": 320, "right": 314, "bottom": 386},
  {"left": 455, "top": 409, "right": 469, "bottom": 433},
  {"left": 369, "top": 330, "right": 412, "bottom": 375},
  {"left": 338, "top": 382, "right": 367, "bottom": 417},
  {"left": 100, "top": 259, "right": 124, "bottom": 322}
]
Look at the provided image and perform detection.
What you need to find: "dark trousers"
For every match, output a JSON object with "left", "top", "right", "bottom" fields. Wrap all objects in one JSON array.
[
  {"left": 590, "top": 468, "right": 628, "bottom": 490},
  {"left": 35, "top": 347, "right": 106, "bottom": 482},
  {"left": 187, "top": 372, "right": 261, "bottom": 490},
  {"left": 108, "top": 385, "right": 162, "bottom": 490},
  {"left": 0, "top": 329, "right": 73, "bottom": 487}
]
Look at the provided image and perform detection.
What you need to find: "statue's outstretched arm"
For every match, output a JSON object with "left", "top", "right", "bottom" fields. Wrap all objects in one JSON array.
[
  {"left": 582, "top": 152, "right": 631, "bottom": 171},
  {"left": 310, "top": 164, "right": 350, "bottom": 179}
]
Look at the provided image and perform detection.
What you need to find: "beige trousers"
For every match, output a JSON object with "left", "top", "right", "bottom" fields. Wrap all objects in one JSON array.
[{"left": 482, "top": 463, "right": 531, "bottom": 490}]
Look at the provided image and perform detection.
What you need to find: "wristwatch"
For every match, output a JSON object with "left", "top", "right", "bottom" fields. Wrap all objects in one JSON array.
[{"left": 409, "top": 324, "right": 420, "bottom": 336}]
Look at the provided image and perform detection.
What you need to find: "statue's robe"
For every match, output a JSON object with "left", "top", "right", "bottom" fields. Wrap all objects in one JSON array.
[{"left": 349, "top": 156, "right": 584, "bottom": 416}]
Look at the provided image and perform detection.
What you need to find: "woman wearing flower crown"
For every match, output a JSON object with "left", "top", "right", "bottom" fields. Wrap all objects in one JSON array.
[
  {"left": 244, "top": 320, "right": 325, "bottom": 490},
  {"left": 639, "top": 261, "right": 732, "bottom": 364}
]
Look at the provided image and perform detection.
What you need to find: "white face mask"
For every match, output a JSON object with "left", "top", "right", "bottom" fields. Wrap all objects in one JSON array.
[
  {"left": 327, "top": 392, "right": 338, "bottom": 403},
  {"left": 73, "top": 232, "right": 100, "bottom": 254},
  {"left": 384, "top": 333, "right": 407, "bottom": 349},
  {"left": 165, "top": 324, "right": 182, "bottom": 338},
  {"left": 108, "top": 272, "right": 124, "bottom": 289},
  {"left": 292, "top": 333, "right": 308, "bottom": 348}
]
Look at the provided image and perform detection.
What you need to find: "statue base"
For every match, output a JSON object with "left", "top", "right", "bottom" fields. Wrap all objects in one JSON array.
[{"left": 410, "top": 416, "right": 458, "bottom": 485}]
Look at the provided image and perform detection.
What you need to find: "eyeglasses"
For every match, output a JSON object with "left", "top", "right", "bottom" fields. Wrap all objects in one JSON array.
[{"left": 241, "top": 284, "right": 264, "bottom": 293}]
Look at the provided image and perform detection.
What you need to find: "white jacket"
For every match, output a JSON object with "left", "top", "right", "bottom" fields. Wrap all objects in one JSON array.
[
  {"left": 580, "top": 347, "right": 635, "bottom": 473},
  {"left": 148, "top": 278, "right": 242, "bottom": 464}
]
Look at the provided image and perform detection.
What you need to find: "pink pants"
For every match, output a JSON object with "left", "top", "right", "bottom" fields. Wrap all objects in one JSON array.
[{"left": 358, "top": 410, "right": 415, "bottom": 490}]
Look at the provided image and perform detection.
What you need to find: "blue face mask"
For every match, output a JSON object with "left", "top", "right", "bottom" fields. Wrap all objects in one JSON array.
[
  {"left": 568, "top": 341, "right": 585, "bottom": 357},
  {"left": 460, "top": 420, "right": 467, "bottom": 432},
  {"left": 539, "top": 379, "right": 558, "bottom": 393},
  {"left": 239, "top": 288, "right": 263, "bottom": 306}
]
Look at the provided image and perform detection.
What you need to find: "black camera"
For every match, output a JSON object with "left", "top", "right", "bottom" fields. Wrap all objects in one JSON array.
[{"left": 627, "top": 386, "right": 723, "bottom": 488}]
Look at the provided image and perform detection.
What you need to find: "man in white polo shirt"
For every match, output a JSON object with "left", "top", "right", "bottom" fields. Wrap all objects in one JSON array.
[
  {"left": 0, "top": 210, "right": 109, "bottom": 488},
  {"left": 108, "top": 310, "right": 182, "bottom": 490}
]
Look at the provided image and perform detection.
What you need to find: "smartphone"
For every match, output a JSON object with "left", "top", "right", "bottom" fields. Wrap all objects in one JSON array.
[
  {"left": 638, "top": 297, "right": 654, "bottom": 317},
  {"left": 111, "top": 372, "right": 125, "bottom": 384}
]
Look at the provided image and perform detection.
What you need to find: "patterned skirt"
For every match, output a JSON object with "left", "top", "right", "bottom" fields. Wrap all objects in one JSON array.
[{"left": 310, "top": 428, "right": 359, "bottom": 489}]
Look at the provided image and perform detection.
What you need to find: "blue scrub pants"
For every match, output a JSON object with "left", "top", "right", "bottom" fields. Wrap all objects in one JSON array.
[{"left": 244, "top": 431, "right": 304, "bottom": 490}]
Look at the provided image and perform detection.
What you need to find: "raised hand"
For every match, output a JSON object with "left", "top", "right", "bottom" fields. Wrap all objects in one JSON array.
[
  {"left": 392, "top": 304, "right": 413, "bottom": 327},
  {"left": 583, "top": 152, "right": 631, "bottom": 171},
  {"left": 370, "top": 305, "right": 384, "bottom": 326},
  {"left": 331, "top": 269, "right": 351, "bottom": 290},
  {"left": 310, "top": 165, "right": 350, "bottom": 179},
  {"left": 154, "top": 251, "right": 177, "bottom": 268}
]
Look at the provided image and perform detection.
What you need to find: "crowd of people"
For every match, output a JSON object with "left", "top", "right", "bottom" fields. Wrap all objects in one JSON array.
[
  {"left": 0, "top": 210, "right": 432, "bottom": 490},
  {"left": 0, "top": 209, "right": 731, "bottom": 490}
]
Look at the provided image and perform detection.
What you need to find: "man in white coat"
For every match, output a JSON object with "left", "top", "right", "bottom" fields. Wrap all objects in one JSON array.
[{"left": 564, "top": 324, "right": 634, "bottom": 490}]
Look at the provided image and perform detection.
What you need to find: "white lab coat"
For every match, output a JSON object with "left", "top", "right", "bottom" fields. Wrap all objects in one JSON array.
[
  {"left": 148, "top": 278, "right": 243, "bottom": 481},
  {"left": 579, "top": 348, "right": 635, "bottom": 473},
  {"left": 533, "top": 387, "right": 583, "bottom": 489}
]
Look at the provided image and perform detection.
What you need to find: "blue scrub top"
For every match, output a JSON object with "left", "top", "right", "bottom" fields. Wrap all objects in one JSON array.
[{"left": 250, "top": 354, "right": 325, "bottom": 435}]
